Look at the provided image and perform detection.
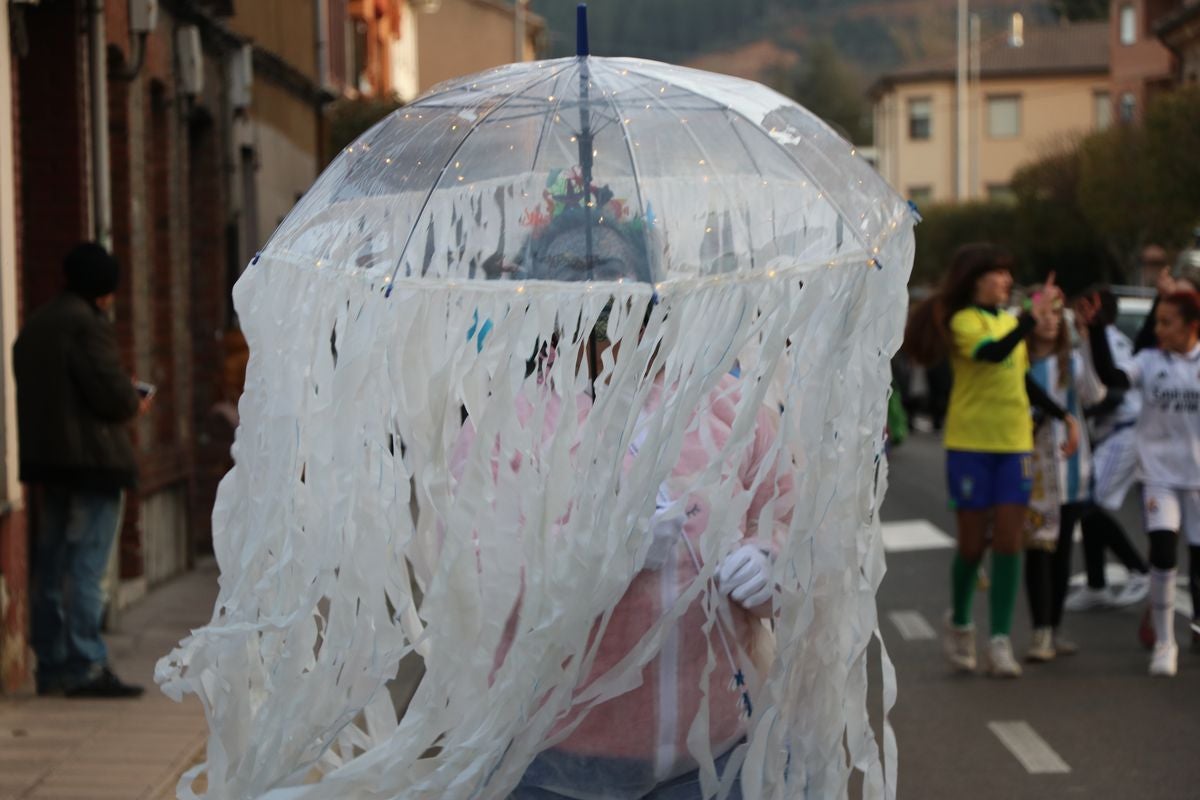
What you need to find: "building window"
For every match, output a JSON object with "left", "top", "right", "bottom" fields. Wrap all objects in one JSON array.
[
  {"left": 987, "top": 184, "right": 1017, "bottom": 204},
  {"left": 986, "top": 95, "right": 1021, "bottom": 139},
  {"left": 908, "top": 186, "right": 933, "bottom": 205},
  {"left": 1094, "top": 91, "right": 1112, "bottom": 130},
  {"left": 1119, "top": 92, "right": 1136, "bottom": 123},
  {"left": 908, "top": 98, "right": 932, "bottom": 141},
  {"left": 1119, "top": 4, "right": 1137, "bottom": 45}
]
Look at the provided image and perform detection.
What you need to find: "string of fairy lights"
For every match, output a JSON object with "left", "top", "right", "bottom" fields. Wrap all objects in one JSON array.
[{"left": 261, "top": 56, "right": 913, "bottom": 297}]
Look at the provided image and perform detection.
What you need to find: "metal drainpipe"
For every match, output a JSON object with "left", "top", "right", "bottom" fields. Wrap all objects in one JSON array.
[
  {"left": 88, "top": 0, "right": 112, "bottom": 250},
  {"left": 316, "top": 0, "right": 329, "bottom": 90},
  {"left": 514, "top": 0, "right": 527, "bottom": 62}
]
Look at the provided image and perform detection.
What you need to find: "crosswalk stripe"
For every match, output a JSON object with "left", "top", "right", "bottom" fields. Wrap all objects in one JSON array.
[
  {"left": 988, "top": 721, "right": 1071, "bottom": 774},
  {"left": 888, "top": 610, "right": 936, "bottom": 640},
  {"left": 880, "top": 520, "right": 954, "bottom": 552}
]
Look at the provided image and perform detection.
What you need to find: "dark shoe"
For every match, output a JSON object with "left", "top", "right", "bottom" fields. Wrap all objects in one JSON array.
[
  {"left": 35, "top": 674, "right": 65, "bottom": 697},
  {"left": 65, "top": 667, "right": 144, "bottom": 699}
]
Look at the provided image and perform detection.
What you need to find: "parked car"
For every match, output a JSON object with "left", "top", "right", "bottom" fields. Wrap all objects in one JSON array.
[{"left": 1112, "top": 287, "right": 1155, "bottom": 343}]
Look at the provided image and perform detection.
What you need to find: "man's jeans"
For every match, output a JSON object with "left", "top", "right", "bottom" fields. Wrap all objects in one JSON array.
[{"left": 31, "top": 486, "right": 124, "bottom": 690}]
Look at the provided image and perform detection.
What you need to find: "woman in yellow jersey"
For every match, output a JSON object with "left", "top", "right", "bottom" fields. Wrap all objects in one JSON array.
[{"left": 906, "top": 244, "right": 1079, "bottom": 678}]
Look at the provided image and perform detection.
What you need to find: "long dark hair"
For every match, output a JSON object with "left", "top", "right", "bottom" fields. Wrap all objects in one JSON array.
[{"left": 904, "top": 243, "right": 1016, "bottom": 367}]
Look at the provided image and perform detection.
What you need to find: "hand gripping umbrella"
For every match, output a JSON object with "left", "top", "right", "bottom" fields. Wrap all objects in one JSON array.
[{"left": 158, "top": 6, "right": 915, "bottom": 799}]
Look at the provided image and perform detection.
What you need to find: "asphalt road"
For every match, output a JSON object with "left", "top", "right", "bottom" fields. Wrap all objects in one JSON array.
[{"left": 873, "top": 429, "right": 1199, "bottom": 799}]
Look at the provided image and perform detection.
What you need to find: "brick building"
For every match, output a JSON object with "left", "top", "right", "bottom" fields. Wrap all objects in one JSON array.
[
  {"left": 1156, "top": 1, "right": 1200, "bottom": 84},
  {"left": 0, "top": 0, "right": 333, "bottom": 693},
  {"left": 0, "top": 0, "right": 542, "bottom": 693},
  {"left": 0, "top": 0, "right": 25, "bottom": 693},
  {"left": 1109, "top": 0, "right": 1180, "bottom": 122}
]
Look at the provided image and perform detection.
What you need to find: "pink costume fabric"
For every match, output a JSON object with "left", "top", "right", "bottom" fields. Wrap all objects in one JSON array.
[{"left": 451, "top": 371, "right": 792, "bottom": 782}]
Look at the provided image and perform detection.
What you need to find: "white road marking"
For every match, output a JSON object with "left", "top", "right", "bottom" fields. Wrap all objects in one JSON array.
[
  {"left": 881, "top": 520, "right": 954, "bottom": 552},
  {"left": 988, "top": 721, "right": 1071, "bottom": 774},
  {"left": 888, "top": 610, "right": 936, "bottom": 640}
]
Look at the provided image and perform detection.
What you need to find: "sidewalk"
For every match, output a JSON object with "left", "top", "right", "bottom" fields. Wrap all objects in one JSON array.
[{"left": 0, "top": 559, "right": 219, "bottom": 799}]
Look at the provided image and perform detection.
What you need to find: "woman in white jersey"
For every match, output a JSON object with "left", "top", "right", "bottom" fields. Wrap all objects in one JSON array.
[{"left": 1081, "top": 289, "right": 1200, "bottom": 677}]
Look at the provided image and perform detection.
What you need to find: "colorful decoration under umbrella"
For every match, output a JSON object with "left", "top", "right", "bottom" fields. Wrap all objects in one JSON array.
[{"left": 158, "top": 7, "right": 915, "bottom": 799}]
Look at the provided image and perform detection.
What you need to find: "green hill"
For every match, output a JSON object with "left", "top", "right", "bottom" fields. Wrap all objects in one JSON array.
[
  {"left": 530, "top": 1, "right": 1110, "bottom": 145},
  {"left": 532, "top": 0, "right": 1091, "bottom": 78}
]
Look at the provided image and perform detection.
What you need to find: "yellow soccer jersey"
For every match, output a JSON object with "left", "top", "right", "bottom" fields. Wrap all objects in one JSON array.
[{"left": 943, "top": 307, "right": 1033, "bottom": 453}]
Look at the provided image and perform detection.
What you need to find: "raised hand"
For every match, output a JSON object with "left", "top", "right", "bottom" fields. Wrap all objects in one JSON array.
[
  {"left": 1156, "top": 267, "right": 1177, "bottom": 297},
  {"left": 1030, "top": 271, "right": 1060, "bottom": 324},
  {"left": 1075, "top": 293, "right": 1102, "bottom": 328}
]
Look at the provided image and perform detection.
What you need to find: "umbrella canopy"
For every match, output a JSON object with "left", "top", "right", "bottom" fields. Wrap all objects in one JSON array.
[
  {"left": 158, "top": 33, "right": 915, "bottom": 800},
  {"left": 269, "top": 56, "right": 898, "bottom": 285}
]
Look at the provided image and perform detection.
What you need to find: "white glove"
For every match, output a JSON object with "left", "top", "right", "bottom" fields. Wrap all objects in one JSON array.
[{"left": 716, "top": 545, "right": 773, "bottom": 609}]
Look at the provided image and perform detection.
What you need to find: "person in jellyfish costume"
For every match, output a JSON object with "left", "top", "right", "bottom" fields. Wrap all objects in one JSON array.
[{"left": 157, "top": 15, "right": 916, "bottom": 799}]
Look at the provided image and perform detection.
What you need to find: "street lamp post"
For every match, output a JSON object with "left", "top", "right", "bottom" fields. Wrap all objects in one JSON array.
[{"left": 956, "top": 0, "right": 968, "bottom": 202}]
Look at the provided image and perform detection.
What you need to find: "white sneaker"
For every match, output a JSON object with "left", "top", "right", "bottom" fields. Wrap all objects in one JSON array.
[
  {"left": 1025, "top": 627, "right": 1055, "bottom": 662},
  {"left": 1113, "top": 573, "right": 1150, "bottom": 607},
  {"left": 1149, "top": 642, "right": 1178, "bottom": 677},
  {"left": 987, "top": 635, "right": 1022, "bottom": 678},
  {"left": 1064, "top": 586, "right": 1117, "bottom": 612},
  {"left": 943, "top": 611, "right": 976, "bottom": 672}
]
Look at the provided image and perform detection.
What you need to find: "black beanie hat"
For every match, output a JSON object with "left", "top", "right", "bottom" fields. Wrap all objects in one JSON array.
[{"left": 63, "top": 242, "right": 120, "bottom": 300}]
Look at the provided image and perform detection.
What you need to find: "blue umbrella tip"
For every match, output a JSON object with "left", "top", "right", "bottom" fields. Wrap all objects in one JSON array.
[{"left": 576, "top": 4, "right": 589, "bottom": 57}]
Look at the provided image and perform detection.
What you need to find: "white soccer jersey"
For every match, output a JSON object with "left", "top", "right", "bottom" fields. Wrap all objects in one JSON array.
[{"left": 1128, "top": 344, "right": 1200, "bottom": 488}]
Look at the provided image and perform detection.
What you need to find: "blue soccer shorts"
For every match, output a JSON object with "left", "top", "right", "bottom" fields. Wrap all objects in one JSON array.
[{"left": 946, "top": 450, "right": 1033, "bottom": 511}]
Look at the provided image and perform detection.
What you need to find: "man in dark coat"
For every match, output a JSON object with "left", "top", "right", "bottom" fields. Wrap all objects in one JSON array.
[{"left": 13, "top": 242, "right": 148, "bottom": 697}]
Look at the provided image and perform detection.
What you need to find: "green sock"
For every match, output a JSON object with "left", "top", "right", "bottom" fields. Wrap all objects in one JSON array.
[
  {"left": 951, "top": 553, "right": 980, "bottom": 627},
  {"left": 990, "top": 552, "right": 1022, "bottom": 637}
]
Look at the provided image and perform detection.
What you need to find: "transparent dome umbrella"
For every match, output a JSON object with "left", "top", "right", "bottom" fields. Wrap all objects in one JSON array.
[{"left": 157, "top": 10, "right": 915, "bottom": 800}]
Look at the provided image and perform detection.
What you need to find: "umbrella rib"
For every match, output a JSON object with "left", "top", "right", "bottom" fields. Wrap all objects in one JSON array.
[
  {"left": 618, "top": 76, "right": 756, "bottom": 275},
  {"left": 616, "top": 63, "right": 872, "bottom": 255},
  {"left": 386, "top": 63, "right": 575, "bottom": 286},
  {"left": 520, "top": 69, "right": 576, "bottom": 269},
  {"left": 592, "top": 63, "right": 655, "bottom": 284},
  {"left": 723, "top": 116, "right": 775, "bottom": 265},
  {"left": 527, "top": 69, "right": 573, "bottom": 174}
]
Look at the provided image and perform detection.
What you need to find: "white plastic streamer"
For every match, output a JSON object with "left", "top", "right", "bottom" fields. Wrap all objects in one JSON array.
[{"left": 157, "top": 55, "right": 916, "bottom": 800}]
